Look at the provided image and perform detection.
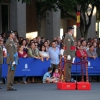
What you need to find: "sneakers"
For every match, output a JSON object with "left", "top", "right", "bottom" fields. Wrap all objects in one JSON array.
[
  {"left": 65, "top": 78, "right": 76, "bottom": 83},
  {"left": 7, "top": 88, "right": 17, "bottom": 91}
]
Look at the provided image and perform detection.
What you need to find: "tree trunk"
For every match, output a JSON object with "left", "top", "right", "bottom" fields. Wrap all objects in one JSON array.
[
  {"left": 80, "top": 12, "right": 85, "bottom": 38},
  {"left": 79, "top": 5, "right": 94, "bottom": 39},
  {"left": 37, "top": 15, "right": 42, "bottom": 36}
]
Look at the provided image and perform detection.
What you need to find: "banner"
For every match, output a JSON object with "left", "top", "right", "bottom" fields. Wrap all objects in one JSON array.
[
  {"left": 2, "top": 57, "right": 100, "bottom": 77},
  {"left": 2, "top": 58, "right": 50, "bottom": 77},
  {"left": 72, "top": 57, "right": 100, "bottom": 75}
]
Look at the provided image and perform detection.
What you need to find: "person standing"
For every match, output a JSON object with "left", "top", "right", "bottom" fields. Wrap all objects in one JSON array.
[
  {"left": 27, "top": 42, "right": 41, "bottom": 59},
  {"left": 27, "top": 42, "right": 42, "bottom": 83},
  {"left": 5, "top": 31, "right": 18, "bottom": 91},
  {"left": 0, "top": 38, "right": 3, "bottom": 89},
  {"left": 63, "top": 26, "right": 76, "bottom": 82},
  {"left": 47, "top": 41, "right": 60, "bottom": 74},
  {"left": 87, "top": 45, "right": 97, "bottom": 59}
]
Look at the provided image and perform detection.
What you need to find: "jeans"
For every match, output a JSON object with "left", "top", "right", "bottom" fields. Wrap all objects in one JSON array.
[
  {"left": 22, "top": 76, "right": 27, "bottom": 82},
  {"left": 51, "top": 64, "right": 58, "bottom": 75},
  {"left": 0, "top": 64, "right": 2, "bottom": 82}
]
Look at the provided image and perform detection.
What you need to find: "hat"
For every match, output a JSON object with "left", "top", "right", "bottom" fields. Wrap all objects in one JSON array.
[
  {"left": 6, "top": 31, "right": 14, "bottom": 38},
  {"left": 67, "top": 26, "right": 74, "bottom": 30},
  {"left": 7, "top": 31, "right": 14, "bottom": 34}
]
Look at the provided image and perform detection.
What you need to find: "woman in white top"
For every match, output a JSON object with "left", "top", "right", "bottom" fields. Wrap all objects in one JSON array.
[{"left": 39, "top": 45, "right": 49, "bottom": 61}]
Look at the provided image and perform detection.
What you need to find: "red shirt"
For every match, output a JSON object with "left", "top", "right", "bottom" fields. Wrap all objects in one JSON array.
[
  {"left": 18, "top": 51, "right": 28, "bottom": 58},
  {"left": 76, "top": 49, "right": 88, "bottom": 58}
]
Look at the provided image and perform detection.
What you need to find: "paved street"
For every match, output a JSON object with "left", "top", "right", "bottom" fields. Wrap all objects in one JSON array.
[{"left": 0, "top": 83, "right": 100, "bottom": 100}]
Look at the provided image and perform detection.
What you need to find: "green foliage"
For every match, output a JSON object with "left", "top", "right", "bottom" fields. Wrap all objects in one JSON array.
[
  {"left": 0, "top": 0, "right": 100, "bottom": 13},
  {"left": 35, "top": 0, "right": 100, "bottom": 19},
  {"left": 0, "top": 0, "right": 9, "bottom": 3},
  {"left": 1, "top": 0, "right": 100, "bottom": 38},
  {"left": 1, "top": 0, "right": 100, "bottom": 18},
  {"left": 0, "top": 0, "right": 32, "bottom": 3},
  {"left": 36, "top": 0, "right": 59, "bottom": 15},
  {"left": 35, "top": 0, "right": 100, "bottom": 38}
]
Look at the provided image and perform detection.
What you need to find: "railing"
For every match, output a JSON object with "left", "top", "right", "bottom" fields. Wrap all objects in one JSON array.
[{"left": 58, "top": 56, "right": 88, "bottom": 82}]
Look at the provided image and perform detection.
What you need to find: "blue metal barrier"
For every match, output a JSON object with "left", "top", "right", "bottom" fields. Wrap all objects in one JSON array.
[
  {"left": 2, "top": 58, "right": 50, "bottom": 77},
  {"left": 71, "top": 57, "right": 100, "bottom": 76},
  {"left": 2, "top": 57, "right": 100, "bottom": 77}
]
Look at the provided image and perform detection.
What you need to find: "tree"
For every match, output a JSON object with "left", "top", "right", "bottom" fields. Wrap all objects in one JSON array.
[
  {"left": 1, "top": 0, "right": 100, "bottom": 38},
  {"left": 57, "top": 0, "right": 100, "bottom": 38},
  {"left": 36, "top": 0, "right": 100, "bottom": 38},
  {"left": 0, "top": 0, "right": 32, "bottom": 3},
  {"left": 36, "top": 0, "right": 59, "bottom": 35}
]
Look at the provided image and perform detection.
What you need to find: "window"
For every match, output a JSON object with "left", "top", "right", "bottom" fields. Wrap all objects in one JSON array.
[{"left": 1, "top": 4, "right": 9, "bottom": 32}]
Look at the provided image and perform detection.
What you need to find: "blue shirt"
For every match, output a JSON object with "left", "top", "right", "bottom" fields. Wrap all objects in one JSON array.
[
  {"left": 43, "top": 72, "right": 51, "bottom": 83},
  {"left": 47, "top": 47, "right": 60, "bottom": 64}
]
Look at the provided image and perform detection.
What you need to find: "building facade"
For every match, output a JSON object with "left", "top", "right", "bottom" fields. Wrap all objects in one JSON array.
[
  {"left": 0, "top": 0, "right": 98, "bottom": 40},
  {"left": 0, "top": 0, "right": 38, "bottom": 38}
]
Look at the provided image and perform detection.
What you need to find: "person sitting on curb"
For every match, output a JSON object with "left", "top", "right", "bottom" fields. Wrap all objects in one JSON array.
[
  {"left": 52, "top": 68, "right": 60, "bottom": 82},
  {"left": 43, "top": 67, "right": 57, "bottom": 83}
]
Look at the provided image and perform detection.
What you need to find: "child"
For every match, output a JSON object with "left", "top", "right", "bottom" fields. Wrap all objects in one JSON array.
[
  {"left": 43, "top": 67, "right": 56, "bottom": 83},
  {"left": 53, "top": 68, "right": 60, "bottom": 82}
]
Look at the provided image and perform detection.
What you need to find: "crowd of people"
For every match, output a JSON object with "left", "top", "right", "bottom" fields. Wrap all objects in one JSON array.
[{"left": 0, "top": 30, "right": 100, "bottom": 85}]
